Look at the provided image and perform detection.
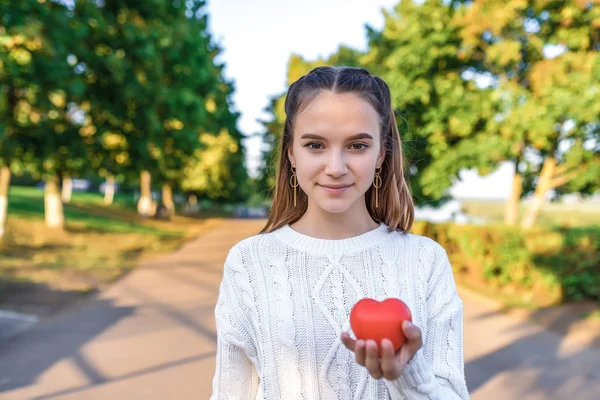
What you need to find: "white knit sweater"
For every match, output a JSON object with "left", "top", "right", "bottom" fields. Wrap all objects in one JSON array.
[{"left": 211, "top": 223, "right": 469, "bottom": 399}]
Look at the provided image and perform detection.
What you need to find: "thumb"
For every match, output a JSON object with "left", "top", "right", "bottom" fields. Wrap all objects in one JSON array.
[{"left": 402, "top": 321, "right": 422, "bottom": 350}]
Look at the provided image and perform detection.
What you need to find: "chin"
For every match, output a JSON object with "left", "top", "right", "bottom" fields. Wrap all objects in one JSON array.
[{"left": 315, "top": 199, "right": 356, "bottom": 215}]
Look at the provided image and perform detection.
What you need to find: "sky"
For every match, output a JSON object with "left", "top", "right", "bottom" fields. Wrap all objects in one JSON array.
[{"left": 205, "top": 0, "right": 514, "bottom": 200}]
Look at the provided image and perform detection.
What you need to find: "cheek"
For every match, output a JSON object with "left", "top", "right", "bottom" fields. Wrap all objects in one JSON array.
[
  {"left": 350, "top": 159, "right": 377, "bottom": 181},
  {"left": 296, "top": 165, "right": 318, "bottom": 186},
  {"left": 294, "top": 151, "right": 319, "bottom": 183}
]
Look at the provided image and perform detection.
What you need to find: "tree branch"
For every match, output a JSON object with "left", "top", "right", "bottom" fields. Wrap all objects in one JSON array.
[
  {"left": 554, "top": 164, "right": 569, "bottom": 176},
  {"left": 549, "top": 167, "right": 583, "bottom": 189}
]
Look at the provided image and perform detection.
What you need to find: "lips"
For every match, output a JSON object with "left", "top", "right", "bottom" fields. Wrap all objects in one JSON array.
[
  {"left": 319, "top": 184, "right": 353, "bottom": 194},
  {"left": 321, "top": 184, "right": 352, "bottom": 189}
]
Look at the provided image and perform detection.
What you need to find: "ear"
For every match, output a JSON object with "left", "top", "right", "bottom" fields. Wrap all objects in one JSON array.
[
  {"left": 288, "top": 146, "right": 295, "bottom": 167},
  {"left": 377, "top": 149, "right": 385, "bottom": 169}
]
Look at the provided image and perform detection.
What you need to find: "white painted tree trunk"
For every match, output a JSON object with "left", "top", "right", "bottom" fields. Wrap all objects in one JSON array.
[
  {"left": 104, "top": 175, "right": 115, "bottom": 205},
  {"left": 0, "top": 166, "right": 10, "bottom": 238},
  {"left": 61, "top": 177, "right": 72, "bottom": 203},
  {"left": 137, "top": 170, "right": 154, "bottom": 217},
  {"left": 162, "top": 183, "right": 175, "bottom": 215},
  {"left": 45, "top": 177, "right": 64, "bottom": 229}
]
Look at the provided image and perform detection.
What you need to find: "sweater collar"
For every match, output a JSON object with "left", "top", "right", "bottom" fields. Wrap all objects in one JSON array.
[{"left": 272, "top": 222, "right": 393, "bottom": 255}]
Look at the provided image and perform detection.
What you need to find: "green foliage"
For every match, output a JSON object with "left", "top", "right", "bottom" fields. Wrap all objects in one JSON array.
[
  {"left": 0, "top": 0, "right": 86, "bottom": 179},
  {"left": 363, "top": 0, "right": 499, "bottom": 205},
  {"left": 181, "top": 128, "right": 248, "bottom": 202},
  {"left": 412, "top": 221, "right": 600, "bottom": 305},
  {"left": 457, "top": 0, "right": 600, "bottom": 200},
  {"left": 72, "top": 0, "right": 242, "bottom": 187},
  {"left": 1, "top": 0, "right": 248, "bottom": 211},
  {"left": 256, "top": 0, "right": 600, "bottom": 217}
]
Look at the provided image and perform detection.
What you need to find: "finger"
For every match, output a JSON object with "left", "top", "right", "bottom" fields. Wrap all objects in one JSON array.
[
  {"left": 355, "top": 340, "right": 366, "bottom": 366},
  {"left": 380, "top": 339, "right": 399, "bottom": 380},
  {"left": 364, "top": 340, "right": 383, "bottom": 379},
  {"left": 403, "top": 321, "right": 422, "bottom": 345},
  {"left": 402, "top": 321, "right": 423, "bottom": 355},
  {"left": 341, "top": 332, "right": 356, "bottom": 352}
]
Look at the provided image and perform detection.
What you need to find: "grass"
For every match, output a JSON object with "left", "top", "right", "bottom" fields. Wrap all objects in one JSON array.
[
  {"left": 0, "top": 186, "right": 226, "bottom": 315},
  {"left": 461, "top": 199, "right": 600, "bottom": 228}
]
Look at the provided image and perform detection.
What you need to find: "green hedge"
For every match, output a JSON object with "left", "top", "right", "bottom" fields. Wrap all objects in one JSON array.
[{"left": 412, "top": 222, "right": 600, "bottom": 306}]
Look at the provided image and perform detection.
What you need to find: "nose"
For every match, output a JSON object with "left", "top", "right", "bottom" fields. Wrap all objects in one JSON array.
[{"left": 324, "top": 150, "right": 348, "bottom": 177}]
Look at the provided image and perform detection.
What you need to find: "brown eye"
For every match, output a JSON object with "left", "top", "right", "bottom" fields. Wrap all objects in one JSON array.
[
  {"left": 350, "top": 143, "right": 369, "bottom": 151},
  {"left": 305, "top": 142, "right": 324, "bottom": 150}
]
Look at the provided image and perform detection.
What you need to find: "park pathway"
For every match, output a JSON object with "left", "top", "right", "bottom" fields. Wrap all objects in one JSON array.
[{"left": 0, "top": 219, "right": 598, "bottom": 399}]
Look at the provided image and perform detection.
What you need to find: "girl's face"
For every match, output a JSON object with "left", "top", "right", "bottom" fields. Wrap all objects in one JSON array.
[{"left": 288, "top": 91, "right": 385, "bottom": 216}]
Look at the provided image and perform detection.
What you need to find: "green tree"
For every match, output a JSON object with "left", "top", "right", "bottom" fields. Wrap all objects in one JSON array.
[
  {"left": 363, "top": 0, "right": 497, "bottom": 207},
  {"left": 73, "top": 0, "right": 237, "bottom": 214},
  {"left": 180, "top": 62, "right": 249, "bottom": 203},
  {"left": 181, "top": 128, "right": 245, "bottom": 202},
  {"left": 1, "top": 0, "right": 86, "bottom": 230},
  {"left": 257, "top": 0, "right": 599, "bottom": 227},
  {"left": 457, "top": 0, "right": 600, "bottom": 227}
]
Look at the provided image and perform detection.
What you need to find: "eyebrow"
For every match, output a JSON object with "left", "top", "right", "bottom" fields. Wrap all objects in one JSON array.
[{"left": 300, "top": 133, "right": 374, "bottom": 141}]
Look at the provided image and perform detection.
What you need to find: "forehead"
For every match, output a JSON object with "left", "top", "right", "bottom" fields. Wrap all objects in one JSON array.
[{"left": 294, "top": 91, "right": 380, "bottom": 138}]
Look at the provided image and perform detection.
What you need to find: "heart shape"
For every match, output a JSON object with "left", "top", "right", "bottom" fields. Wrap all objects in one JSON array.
[{"left": 350, "top": 298, "right": 412, "bottom": 356}]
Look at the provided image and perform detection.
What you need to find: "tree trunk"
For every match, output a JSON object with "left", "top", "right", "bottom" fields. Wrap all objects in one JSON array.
[
  {"left": 61, "top": 176, "right": 72, "bottom": 203},
  {"left": 504, "top": 163, "right": 523, "bottom": 226},
  {"left": 162, "top": 183, "right": 175, "bottom": 215},
  {"left": 45, "top": 176, "right": 64, "bottom": 229},
  {"left": 104, "top": 175, "right": 115, "bottom": 205},
  {"left": 521, "top": 157, "right": 556, "bottom": 229},
  {"left": 137, "top": 170, "right": 154, "bottom": 217},
  {"left": 0, "top": 166, "right": 10, "bottom": 238}
]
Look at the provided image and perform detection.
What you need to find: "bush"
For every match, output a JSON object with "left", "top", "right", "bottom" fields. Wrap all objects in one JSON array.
[{"left": 412, "top": 222, "right": 600, "bottom": 306}]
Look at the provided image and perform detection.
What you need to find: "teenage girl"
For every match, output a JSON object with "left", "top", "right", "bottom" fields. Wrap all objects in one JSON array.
[{"left": 211, "top": 66, "right": 469, "bottom": 399}]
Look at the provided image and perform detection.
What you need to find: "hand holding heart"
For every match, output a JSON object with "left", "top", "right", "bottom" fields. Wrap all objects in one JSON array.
[{"left": 341, "top": 298, "right": 422, "bottom": 381}]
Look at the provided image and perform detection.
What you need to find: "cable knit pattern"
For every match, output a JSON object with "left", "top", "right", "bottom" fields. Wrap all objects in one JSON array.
[
  {"left": 267, "top": 248, "right": 303, "bottom": 399},
  {"left": 380, "top": 238, "right": 402, "bottom": 299},
  {"left": 329, "top": 264, "right": 352, "bottom": 400},
  {"left": 212, "top": 249, "right": 260, "bottom": 399},
  {"left": 211, "top": 223, "right": 470, "bottom": 400}
]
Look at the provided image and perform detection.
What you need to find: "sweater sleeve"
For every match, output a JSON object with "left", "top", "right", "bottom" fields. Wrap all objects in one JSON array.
[
  {"left": 385, "top": 244, "right": 470, "bottom": 399},
  {"left": 211, "top": 248, "right": 260, "bottom": 400}
]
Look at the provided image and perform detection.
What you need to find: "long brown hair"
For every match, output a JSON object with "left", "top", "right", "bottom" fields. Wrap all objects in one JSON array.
[{"left": 260, "top": 66, "right": 414, "bottom": 233}]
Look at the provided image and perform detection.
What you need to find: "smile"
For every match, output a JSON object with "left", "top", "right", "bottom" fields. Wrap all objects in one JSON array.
[{"left": 319, "top": 184, "right": 353, "bottom": 194}]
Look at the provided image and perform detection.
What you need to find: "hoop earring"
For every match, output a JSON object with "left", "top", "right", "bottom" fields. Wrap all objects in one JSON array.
[
  {"left": 290, "top": 166, "right": 299, "bottom": 207},
  {"left": 373, "top": 168, "right": 382, "bottom": 208}
]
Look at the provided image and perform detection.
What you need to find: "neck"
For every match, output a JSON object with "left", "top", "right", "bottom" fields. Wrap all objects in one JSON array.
[{"left": 291, "top": 197, "right": 379, "bottom": 240}]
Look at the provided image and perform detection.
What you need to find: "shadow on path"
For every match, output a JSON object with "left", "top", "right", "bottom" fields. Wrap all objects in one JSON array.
[
  {"left": 0, "top": 297, "right": 135, "bottom": 392},
  {"left": 466, "top": 313, "right": 600, "bottom": 399}
]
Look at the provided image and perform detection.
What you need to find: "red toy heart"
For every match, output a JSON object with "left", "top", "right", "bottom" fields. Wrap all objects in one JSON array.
[{"left": 350, "top": 298, "right": 412, "bottom": 356}]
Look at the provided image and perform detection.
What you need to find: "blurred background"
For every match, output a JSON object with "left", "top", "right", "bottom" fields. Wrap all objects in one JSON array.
[{"left": 0, "top": 0, "right": 599, "bottom": 399}]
